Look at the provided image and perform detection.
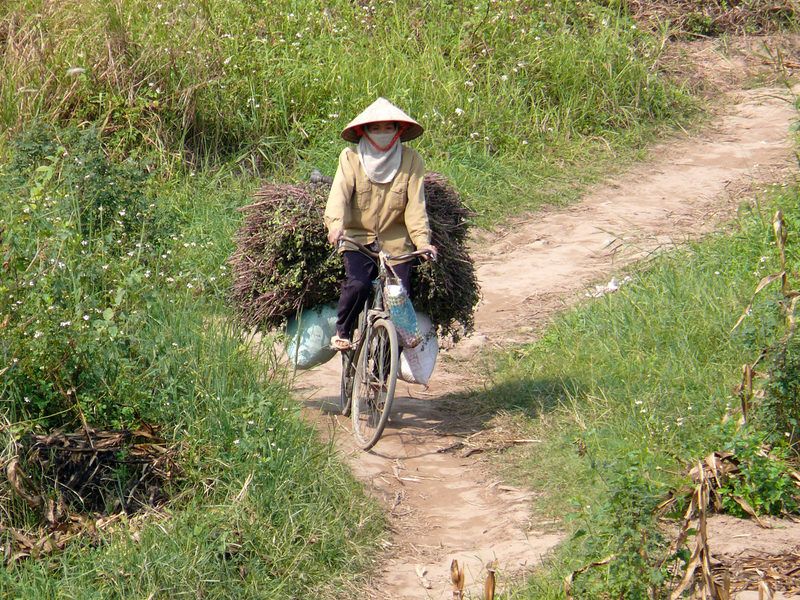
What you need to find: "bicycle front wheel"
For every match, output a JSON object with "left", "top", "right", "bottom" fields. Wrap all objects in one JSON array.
[{"left": 351, "top": 318, "right": 399, "bottom": 450}]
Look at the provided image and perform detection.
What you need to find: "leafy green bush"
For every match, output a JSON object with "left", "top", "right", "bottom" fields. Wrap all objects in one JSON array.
[
  {"left": 763, "top": 331, "right": 800, "bottom": 445},
  {"left": 1, "top": 124, "right": 152, "bottom": 426},
  {"left": 567, "top": 461, "right": 680, "bottom": 599},
  {"left": 718, "top": 423, "right": 799, "bottom": 517},
  {"left": 9, "top": 121, "right": 151, "bottom": 237},
  {"left": 0, "top": 122, "right": 225, "bottom": 429}
]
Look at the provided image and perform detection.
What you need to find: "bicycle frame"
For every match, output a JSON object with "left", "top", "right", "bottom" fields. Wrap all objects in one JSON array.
[
  {"left": 340, "top": 236, "right": 428, "bottom": 361},
  {"left": 337, "top": 236, "right": 432, "bottom": 449},
  {"left": 339, "top": 265, "right": 389, "bottom": 416}
]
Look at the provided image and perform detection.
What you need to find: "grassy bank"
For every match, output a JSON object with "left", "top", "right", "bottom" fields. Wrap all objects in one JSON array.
[
  {"left": 0, "top": 126, "right": 385, "bottom": 598},
  {"left": 474, "top": 174, "right": 800, "bottom": 597},
  {"left": 1, "top": 0, "right": 695, "bottom": 222}
]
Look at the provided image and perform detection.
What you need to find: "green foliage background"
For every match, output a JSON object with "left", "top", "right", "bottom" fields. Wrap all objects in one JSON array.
[
  {"left": 0, "top": 123, "right": 388, "bottom": 597},
  {"left": 1, "top": 0, "right": 691, "bottom": 219}
]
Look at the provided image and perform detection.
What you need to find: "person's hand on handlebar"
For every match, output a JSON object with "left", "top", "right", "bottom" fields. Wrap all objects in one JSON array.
[
  {"left": 418, "top": 244, "right": 437, "bottom": 261},
  {"left": 327, "top": 228, "right": 343, "bottom": 246}
]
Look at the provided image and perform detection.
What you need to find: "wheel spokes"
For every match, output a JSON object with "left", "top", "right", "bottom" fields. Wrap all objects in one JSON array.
[{"left": 351, "top": 321, "right": 396, "bottom": 449}]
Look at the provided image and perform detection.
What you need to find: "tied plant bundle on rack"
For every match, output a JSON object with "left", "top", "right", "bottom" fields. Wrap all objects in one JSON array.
[
  {"left": 227, "top": 172, "right": 480, "bottom": 341},
  {"left": 411, "top": 172, "right": 480, "bottom": 340},
  {"left": 227, "top": 184, "right": 341, "bottom": 331}
]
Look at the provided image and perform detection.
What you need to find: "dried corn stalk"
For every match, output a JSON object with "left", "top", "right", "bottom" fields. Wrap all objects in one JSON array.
[
  {"left": 485, "top": 560, "right": 497, "bottom": 600},
  {"left": 451, "top": 559, "right": 465, "bottom": 599},
  {"left": 732, "top": 211, "right": 800, "bottom": 335}
]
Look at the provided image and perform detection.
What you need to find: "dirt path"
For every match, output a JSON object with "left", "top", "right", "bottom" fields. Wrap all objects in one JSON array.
[{"left": 293, "top": 67, "right": 800, "bottom": 598}]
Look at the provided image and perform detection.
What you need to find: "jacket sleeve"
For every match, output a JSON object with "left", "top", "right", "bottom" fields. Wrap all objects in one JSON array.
[
  {"left": 403, "top": 152, "right": 431, "bottom": 249},
  {"left": 324, "top": 149, "right": 356, "bottom": 232}
]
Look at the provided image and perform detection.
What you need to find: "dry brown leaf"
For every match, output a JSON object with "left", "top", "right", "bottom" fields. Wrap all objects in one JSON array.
[
  {"left": 753, "top": 273, "right": 785, "bottom": 295},
  {"left": 485, "top": 560, "right": 497, "bottom": 600},
  {"left": 690, "top": 452, "right": 738, "bottom": 484},
  {"left": 732, "top": 497, "right": 770, "bottom": 529},
  {"left": 11, "top": 529, "right": 34, "bottom": 549},
  {"left": 6, "top": 459, "right": 42, "bottom": 508},
  {"left": 564, "top": 555, "right": 616, "bottom": 599},
  {"left": 451, "top": 559, "right": 465, "bottom": 599}
]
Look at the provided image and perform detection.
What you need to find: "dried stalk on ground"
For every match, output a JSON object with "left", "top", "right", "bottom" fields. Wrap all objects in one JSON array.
[
  {"left": 625, "top": 0, "right": 798, "bottom": 36},
  {"left": 451, "top": 559, "right": 465, "bottom": 599},
  {"left": 1, "top": 423, "right": 178, "bottom": 565}
]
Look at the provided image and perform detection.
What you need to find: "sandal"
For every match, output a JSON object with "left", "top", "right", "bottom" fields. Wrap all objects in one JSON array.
[{"left": 331, "top": 335, "right": 351, "bottom": 351}]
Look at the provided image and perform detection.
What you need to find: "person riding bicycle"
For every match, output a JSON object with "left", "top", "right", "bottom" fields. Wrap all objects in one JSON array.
[{"left": 324, "top": 97, "right": 437, "bottom": 351}]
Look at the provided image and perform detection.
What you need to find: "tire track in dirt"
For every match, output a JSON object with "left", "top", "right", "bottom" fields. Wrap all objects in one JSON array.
[{"left": 293, "top": 83, "right": 799, "bottom": 599}]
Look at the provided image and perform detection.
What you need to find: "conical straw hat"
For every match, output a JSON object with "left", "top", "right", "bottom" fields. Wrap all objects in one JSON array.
[{"left": 341, "top": 97, "right": 424, "bottom": 143}]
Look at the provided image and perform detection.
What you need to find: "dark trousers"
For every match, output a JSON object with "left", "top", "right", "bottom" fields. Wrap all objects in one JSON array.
[{"left": 337, "top": 250, "right": 412, "bottom": 339}]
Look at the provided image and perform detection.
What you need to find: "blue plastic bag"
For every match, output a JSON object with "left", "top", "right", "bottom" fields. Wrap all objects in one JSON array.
[
  {"left": 384, "top": 282, "right": 423, "bottom": 348},
  {"left": 285, "top": 304, "right": 338, "bottom": 369}
]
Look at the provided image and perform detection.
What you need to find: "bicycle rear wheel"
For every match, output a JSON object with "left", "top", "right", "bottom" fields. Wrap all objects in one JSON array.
[
  {"left": 339, "top": 350, "right": 355, "bottom": 416},
  {"left": 340, "top": 309, "right": 368, "bottom": 417},
  {"left": 351, "top": 318, "right": 398, "bottom": 450}
]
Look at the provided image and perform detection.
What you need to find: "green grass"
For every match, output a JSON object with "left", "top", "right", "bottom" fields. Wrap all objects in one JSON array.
[
  {"left": 467, "top": 180, "right": 800, "bottom": 597},
  {"left": 0, "top": 301, "right": 388, "bottom": 598},
  {"left": 0, "top": 127, "right": 385, "bottom": 598},
  {"left": 1, "top": 0, "right": 694, "bottom": 223}
]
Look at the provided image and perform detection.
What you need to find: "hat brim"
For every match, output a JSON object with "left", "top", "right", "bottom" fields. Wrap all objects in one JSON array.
[
  {"left": 341, "top": 122, "right": 424, "bottom": 144},
  {"left": 340, "top": 97, "right": 424, "bottom": 143}
]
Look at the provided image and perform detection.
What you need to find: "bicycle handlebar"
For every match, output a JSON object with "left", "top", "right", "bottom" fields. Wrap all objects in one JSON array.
[{"left": 338, "top": 235, "right": 435, "bottom": 262}]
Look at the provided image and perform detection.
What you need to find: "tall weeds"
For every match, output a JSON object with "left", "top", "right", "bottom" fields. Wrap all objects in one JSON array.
[{"left": 1, "top": 0, "right": 692, "bottom": 218}]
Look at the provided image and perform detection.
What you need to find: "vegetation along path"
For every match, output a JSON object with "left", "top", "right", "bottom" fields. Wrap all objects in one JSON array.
[{"left": 294, "top": 70, "right": 800, "bottom": 599}]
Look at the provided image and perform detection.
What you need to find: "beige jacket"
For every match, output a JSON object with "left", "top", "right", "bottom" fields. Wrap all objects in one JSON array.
[{"left": 324, "top": 146, "right": 431, "bottom": 262}]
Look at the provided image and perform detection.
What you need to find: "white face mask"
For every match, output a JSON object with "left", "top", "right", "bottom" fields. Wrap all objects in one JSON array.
[
  {"left": 367, "top": 131, "right": 397, "bottom": 150},
  {"left": 358, "top": 131, "right": 403, "bottom": 184}
]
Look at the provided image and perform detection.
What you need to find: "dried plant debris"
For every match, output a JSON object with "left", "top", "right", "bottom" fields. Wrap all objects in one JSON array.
[
  {"left": 713, "top": 548, "right": 800, "bottom": 597},
  {"left": 657, "top": 454, "right": 800, "bottom": 598},
  {"left": 1, "top": 423, "right": 178, "bottom": 565},
  {"left": 435, "top": 412, "right": 541, "bottom": 457},
  {"left": 227, "top": 182, "right": 339, "bottom": 333},
  {"left": 451, "top": 559, "right": 466, "bottom": 599},
  {"left": 625, "top": 0, "right": 799, "bottom": 37},
  {"left": 412, "top": 173, "right": 481, "bottom": 341},
  {"left": 437, "top": 420, "right": 541, "bottom": 457},
  {"left": 227, "top": 172, "right": 480, "bottom": 341}
]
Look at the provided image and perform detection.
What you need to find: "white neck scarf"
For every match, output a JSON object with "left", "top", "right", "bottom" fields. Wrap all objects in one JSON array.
[{"left": 357, "top": 132, "right": 403, "bottom": 184}]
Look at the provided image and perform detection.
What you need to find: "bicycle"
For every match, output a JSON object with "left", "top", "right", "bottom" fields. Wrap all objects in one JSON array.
[{"left": 337, "top": 236, "right": 433, "bottom": 450}]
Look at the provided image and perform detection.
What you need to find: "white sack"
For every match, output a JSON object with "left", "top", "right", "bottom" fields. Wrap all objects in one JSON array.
[{"left": 398, "top": 313, "right": 438, "bottom": 385}]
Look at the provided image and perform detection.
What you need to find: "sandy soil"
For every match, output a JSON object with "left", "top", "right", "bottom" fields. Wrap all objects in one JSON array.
[{"left": 293, "top": 39, "right": 800, "bottom": 600}]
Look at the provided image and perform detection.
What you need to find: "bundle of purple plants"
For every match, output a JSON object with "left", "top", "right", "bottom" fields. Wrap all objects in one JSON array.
[{"left": 227, "top": 172, "right": 480, "bottom": 340}]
